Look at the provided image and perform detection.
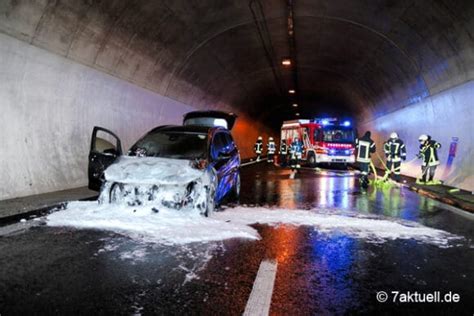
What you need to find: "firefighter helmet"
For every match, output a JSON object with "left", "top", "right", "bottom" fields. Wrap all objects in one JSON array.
[
  {"left": 390, "top": 132, "right": 398, "bottom": 139},
  {"left": 269, "top": 137, "right": 274, "bottom": 141},
  {"left": 418, "top": 134, "right": 428, "bottom": 143},
  {"left": 258, "top": 136, "right": 262, "bottom": 140}
]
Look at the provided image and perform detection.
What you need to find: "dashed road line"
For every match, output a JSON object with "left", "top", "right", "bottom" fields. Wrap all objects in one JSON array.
[{"left": 243, "top": 259, "right": 278, "bottom": 316}]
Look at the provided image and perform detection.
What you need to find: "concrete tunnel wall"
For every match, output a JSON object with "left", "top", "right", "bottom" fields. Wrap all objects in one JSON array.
[
  {"left": 0, "top": 33, "right": 272, "bottom": 200},
  {"left": 359, "top": 80, "right": 474, "bottom": 191}
]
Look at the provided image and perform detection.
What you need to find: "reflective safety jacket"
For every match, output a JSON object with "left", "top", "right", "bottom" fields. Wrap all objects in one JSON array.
[
  {"left": 254, "top": 140, "right": 263, "bottom": 154},
  {"left": 279, "top": 142, "right": 288, "bottom": 155},
  {"left": 355, "top": 135, "right": 376, "bottom": 163},
  {"left": 384, "top": 138, "right": 407, "bottom": 162},
  {"left": 419, "top": 140, "right": 441, "bottom": 166},
  {"left": 290, "top": 140, "right": 303, "bottom": 158},
  {"left": 267, "top": 141, "right": 276, "bottom": 154}
]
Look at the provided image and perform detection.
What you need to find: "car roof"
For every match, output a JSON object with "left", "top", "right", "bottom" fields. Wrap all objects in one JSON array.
[
  {"left": 183, "top": 111, "right": 237, "bottom": 130},
  {"left": 148, "top": 125, "right": 228, "bottom": 134}
]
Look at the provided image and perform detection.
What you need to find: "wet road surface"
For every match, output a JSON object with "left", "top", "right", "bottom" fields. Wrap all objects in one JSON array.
[{"left": 1, "top": 163, "right": 473, "bottom": 315}]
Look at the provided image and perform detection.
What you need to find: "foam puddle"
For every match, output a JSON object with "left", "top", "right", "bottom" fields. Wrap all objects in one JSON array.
[{"left": 46, "top": 202, "right": 461, "bottom": 248}]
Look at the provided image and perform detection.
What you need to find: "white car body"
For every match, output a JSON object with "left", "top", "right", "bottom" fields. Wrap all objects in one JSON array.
[{"left": 99, "top": 156, "right": 216, "bottom": 214}]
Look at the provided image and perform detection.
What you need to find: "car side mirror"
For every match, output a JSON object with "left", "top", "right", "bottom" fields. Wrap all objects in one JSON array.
[{"left": 218, "top": 151, "right": 231, "bottom": 160}]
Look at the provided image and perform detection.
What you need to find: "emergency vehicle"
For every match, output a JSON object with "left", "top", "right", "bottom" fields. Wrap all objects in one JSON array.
[{"left": 280, "top": 118, "right": 356, "bottom": 166}]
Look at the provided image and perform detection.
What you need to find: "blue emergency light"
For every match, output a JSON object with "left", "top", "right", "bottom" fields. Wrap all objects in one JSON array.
[{"left": 313, "top": 117, "right": 351, "bottom": 126}]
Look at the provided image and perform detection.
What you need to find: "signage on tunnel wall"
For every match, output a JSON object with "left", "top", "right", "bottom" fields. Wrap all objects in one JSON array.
[
  {"left": 444, "top": 137, "right": 459, "bottom": 177},
  {"left": 448, "top": 137, "right": 458, "bottom": 158}
]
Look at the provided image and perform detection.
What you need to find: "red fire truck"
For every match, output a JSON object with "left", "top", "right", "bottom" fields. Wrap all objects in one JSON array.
[{"left": 280, "top": 118, "right": 356, "bottom": 166}]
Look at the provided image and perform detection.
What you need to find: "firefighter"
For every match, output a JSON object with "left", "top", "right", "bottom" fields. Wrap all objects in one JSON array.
[
  {"left": 254, "top": 136, "right": 263, "bottom": 161},
  {"left": 279, "top": 139, "right": 288, "bottom": 166},
  {"left": 383, "top": 132, "right": 407, "bottom": 182},
  {"left": 417, "top": 134, "right": 442, "bottom": 184},
  {"left": 289, "top": 136, "right": 303, "bottom": 171},
  {"left": 355, "top": 131, "right": 376, "bottom": 188},
  {"left": 267, "top": 137, "right": 276, "bottom": 163}
]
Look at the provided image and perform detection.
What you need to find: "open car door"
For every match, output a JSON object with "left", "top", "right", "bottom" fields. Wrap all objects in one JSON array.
[
  {"left": 88, "top": 126, "right": 122, "bottom": 191},
  {"left": 183, "top": 111, "right": 237, "bottom": 130}
]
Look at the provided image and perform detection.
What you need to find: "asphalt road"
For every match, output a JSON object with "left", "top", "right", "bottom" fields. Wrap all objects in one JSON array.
[{"left": 1, "top": 163, "right": 473, "bottom": 315}]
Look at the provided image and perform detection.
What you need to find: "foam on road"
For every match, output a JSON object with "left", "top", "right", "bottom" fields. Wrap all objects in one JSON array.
[{"left": 46, "top": 202, "right": 461, "bottom": 247}]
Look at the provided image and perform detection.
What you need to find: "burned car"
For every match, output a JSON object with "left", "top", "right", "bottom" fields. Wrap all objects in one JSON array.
[{"left": 88, "top": 111, "right": 240, "bottom": 216}]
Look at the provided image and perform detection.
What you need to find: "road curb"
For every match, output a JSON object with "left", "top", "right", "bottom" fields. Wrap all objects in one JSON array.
[
  {"left": 407, "top": 185, "right": 474, "bottom": 213},
  {"left": 0, "top": 158, "right": 265, "bottom": 224}
]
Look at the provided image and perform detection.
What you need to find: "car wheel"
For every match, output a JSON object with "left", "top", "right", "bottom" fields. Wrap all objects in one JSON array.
[
  {"left": 203, "top": 182, "right": 216, "bottom": 217},
  {"left": 307, "top": 152, "right": 317, "bottom": 168},
  {"left": 110, "top": 182, "right": 123, "bottom": 203},
  {"left": 230, "top": 172, "right": 241, "bottom": 201}
]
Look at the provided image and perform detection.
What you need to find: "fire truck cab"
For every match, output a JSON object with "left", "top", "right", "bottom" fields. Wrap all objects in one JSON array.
[{"left": 281, "top": 118, "right": 356, "bottom": 166}]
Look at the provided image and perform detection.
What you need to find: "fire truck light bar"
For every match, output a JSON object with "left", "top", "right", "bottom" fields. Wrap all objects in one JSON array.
[{"left": 313, "top": 118, "right": 352, "bottom": 127}]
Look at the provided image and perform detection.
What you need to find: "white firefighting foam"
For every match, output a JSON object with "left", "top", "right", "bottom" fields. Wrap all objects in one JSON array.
[
  {"left": 104, "top": 156, "right": 205, "bottom": 185},
  {"left": 47, "top": 202, "right": 259, "bottom": 245},
  {"left": 99, "top": 156, "right": 213, "bottom": 213},
  {"left": 47, "top": 203, "right": 461, "bottom": 247}
]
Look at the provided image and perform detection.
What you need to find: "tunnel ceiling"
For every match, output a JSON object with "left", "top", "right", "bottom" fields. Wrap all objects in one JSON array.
[{"left": 1, "top": 0, "right": 473, "bottom": 127}]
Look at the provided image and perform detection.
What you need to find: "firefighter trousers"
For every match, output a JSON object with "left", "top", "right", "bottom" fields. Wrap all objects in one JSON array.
[
  {"left": 359, "top": 162, "right": 370, "bottom": 187},
  {"left": 279, "top": 154, "right": 288, "bottom": 166},
  {"left": 421, "top": 165, "right": 437, "bottom": 182},
  {"left": 386, "top": 160, "right": 401, "bottom": 181},
  {"left": 290, "top": 155, "right": 301, "bottom": 171}
]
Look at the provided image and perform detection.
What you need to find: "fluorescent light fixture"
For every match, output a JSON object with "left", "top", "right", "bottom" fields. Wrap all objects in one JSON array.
[
  {"left": 288, "top": 89, "right": 295, "bottom": 94},
  {"left": 295, "top": 113, "right": 300, "bottom": 116},
  {"left": 292, "top": 103, "right": 298, "bottom": 107},
  {"left": 281, "top": 58, "right": 292, "bottom": 66}
]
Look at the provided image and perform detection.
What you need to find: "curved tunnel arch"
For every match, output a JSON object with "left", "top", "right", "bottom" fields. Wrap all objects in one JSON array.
[
  {"left": 163, "top": 12, "right": 432, "bottom": 122},
  {"left": 5, "top": 0, "right": 470, "bottom": 122},
  {"left": 0, "top": 0, "right": 473, "bottom": 197}
]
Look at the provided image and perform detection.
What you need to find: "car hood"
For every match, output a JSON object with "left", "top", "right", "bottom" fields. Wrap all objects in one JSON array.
[{"left": 104, "top": 156, "right": 205, "bottom": 185}]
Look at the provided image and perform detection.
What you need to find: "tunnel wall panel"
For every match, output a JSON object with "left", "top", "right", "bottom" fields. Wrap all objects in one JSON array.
[
  {"left": 0, "top": 33, "right": 272, "bottom": 200},
  {"left": 0, "top": 33, "right": 197, "bottom": 200},
  {"left": 360, "top": 80, "right": 474, "bottom": 191}
]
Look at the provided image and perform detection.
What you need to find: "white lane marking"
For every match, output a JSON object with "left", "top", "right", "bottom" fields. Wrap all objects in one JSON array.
[{"left": 243, "top": 259, "right": 278, "bottom": 316}]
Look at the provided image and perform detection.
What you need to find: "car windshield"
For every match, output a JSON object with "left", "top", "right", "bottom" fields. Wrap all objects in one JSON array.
[
  {"left": 322, "top": 126, "right": 355, "bottom": 143},
  {"left": 128, "top": 131, "right": 208, "bottom": 159}
]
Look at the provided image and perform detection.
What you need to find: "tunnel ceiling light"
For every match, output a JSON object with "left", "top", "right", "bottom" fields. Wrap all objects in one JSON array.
[
  {"left": 288, "top": 89, "right": 295, "bottom": 94},
  {"left": 292, "top": 103, "right": 298, "bottom": 107},
  {"left": 295, "top": 113, "right": 300, "bottom": 116},
  {"left": 281, "top": 58, "right": 292, "bottom": 66}
]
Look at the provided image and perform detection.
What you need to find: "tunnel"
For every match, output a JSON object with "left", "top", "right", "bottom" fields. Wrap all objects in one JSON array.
[
  {"left": 1, "top": 2, "right": 474, "bottom": 314},
  {"left": 1, "top": 0, "right": 473, "bottom": 199}
]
